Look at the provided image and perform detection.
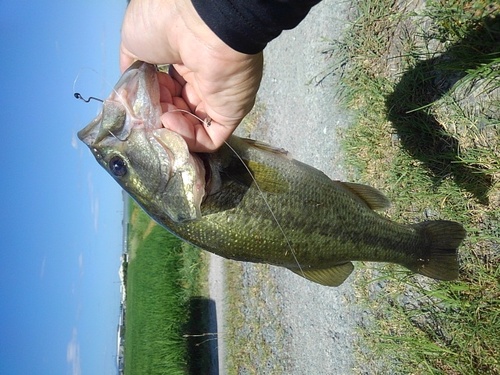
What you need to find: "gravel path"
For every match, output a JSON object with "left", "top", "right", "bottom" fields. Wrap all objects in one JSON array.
[
  {"left": 209, "top": 1, "right": 370, "bottom": 373},
  {"left": 208, "top": 254, "right": 226, "bottom": 375}
]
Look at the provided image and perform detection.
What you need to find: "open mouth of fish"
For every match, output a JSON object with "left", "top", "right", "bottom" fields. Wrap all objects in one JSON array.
[
  {"left": 78, "top": 61, "right": 164, "bottom": 147},
  {"left": 78, "top": 61, "right": 207, "bottom": 222}
]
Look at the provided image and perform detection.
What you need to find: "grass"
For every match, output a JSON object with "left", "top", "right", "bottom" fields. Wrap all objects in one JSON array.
[
  {"left": 330, "top": 0, "right": 500, "bottom": 373},
  {"left": 124, "top": 199, "right": 210, "bottom": 375}
]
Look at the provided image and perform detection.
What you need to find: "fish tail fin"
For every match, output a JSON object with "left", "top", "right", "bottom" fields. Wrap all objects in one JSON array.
[{"left": 406, "top": 221, "right": 466, "bottom": 281}]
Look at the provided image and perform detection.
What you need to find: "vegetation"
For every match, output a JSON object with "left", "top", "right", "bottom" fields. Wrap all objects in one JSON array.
[
  {"left": 123, "top": 199, "right": 210, "bottom": 375},
  {"left": 333, "top": 0, "right": 500, "bottom": 373},
  {"left": 122, "top": 1, "right": 499, "bottom": 373}
]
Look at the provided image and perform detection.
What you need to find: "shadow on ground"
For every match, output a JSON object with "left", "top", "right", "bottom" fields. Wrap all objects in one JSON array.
[
  {"left": 386, "top": 15, "right": 499, "bottom": 204},
  {"left": 184, "top": 297, "right": 219, "bottom": 375}
]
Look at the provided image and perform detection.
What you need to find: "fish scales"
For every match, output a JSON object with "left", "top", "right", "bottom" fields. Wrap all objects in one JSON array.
[
  {"left": 78, "top": 61, "right": 466, "bottom": 287},
  {"left": 172, "top": 140, "right": 421, "bottom": 269}
]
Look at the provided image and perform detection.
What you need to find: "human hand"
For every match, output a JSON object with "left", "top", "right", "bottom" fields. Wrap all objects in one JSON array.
[{"left": 120, "top": 0, "right": 264, "bottom": 152}]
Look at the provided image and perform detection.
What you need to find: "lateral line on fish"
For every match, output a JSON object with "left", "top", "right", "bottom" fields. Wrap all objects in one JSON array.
[{"left": 169, "top": 108, "right": 305, "bottom": 276}]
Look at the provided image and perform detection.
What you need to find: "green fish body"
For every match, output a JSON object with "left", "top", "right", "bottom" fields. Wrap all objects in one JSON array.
[{"left": 78, "top": 62, "right": 465, "bottom": 286}]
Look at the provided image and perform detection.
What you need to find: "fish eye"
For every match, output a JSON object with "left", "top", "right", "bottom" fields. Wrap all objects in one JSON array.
[{"left": 109, "top": 156, "right": 127, "bottom": 177}]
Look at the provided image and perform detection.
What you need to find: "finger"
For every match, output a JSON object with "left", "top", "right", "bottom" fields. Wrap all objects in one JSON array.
[
  {"left": 160, "top": 111, "right": 197, "bottom": 145},
  {"left": 160, "top": 102, "right": 171, "bottom": 113},
  {"left": 119, "top": 43, "right": 137, "bottom": 73},
  {"left": 157, "top": 73, "right": 174, "bottom": 104},
  {"left": 172, "top": 96, "right": 192, "bottom": 113},
  {"left": 162, "top": 111, "right": 235, "bottom": 153},
  {"left": 193, "top": 120, "right": 236, "bottom": 152},
  {"left": 159, "top": 84, "right": 173, "bottom": 105},
  {"left": 180, "top": 81, "right": 245, "bottom": 131},
  {"left": 166, "top": 97, "right": 200, "bottom": 125},
  {"left": 157, "top": 71, "right": 178, "bottom": 97},
  {"left": 181, "top": 83, "right": 203, "bottom": 114},
  {"left": 169, "top": 65, "right": 187, "bottom": 87}
]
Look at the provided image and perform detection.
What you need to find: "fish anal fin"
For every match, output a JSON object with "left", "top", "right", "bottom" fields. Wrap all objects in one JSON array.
[
  {"left": 289, "top": 262, "right": 354, "bottom": 287},
  {"left": 338, "top": 182, "right": 391, "bottom": 211},
  {"left": 406, "top": 220, "right": 465, "bottom": 281}
]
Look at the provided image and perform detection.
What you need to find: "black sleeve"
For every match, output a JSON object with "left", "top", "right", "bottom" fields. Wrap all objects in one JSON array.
[{"left": 191, "top": 0, "right": 322, "bottom": 54}]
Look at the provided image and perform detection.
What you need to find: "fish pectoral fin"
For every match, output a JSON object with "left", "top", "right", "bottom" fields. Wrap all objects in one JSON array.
[
  {"left": 223, "top": 137, "right": 290, "bottom": 193},
  {"left": 289, "top": 262, "right": 354, "bottom": 287},
  {"left": 225, "top": 158, "right": 289, "bottom": 193},
  {"left": 245, "top": 160, "right": 289, "bottom": 193},
  {"left": 336, "top": 182, "right": 391, "bottom": 211}
]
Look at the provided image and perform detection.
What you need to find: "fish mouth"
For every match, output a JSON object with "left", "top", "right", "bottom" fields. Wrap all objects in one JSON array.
[
  {"left": 78, "top": 61, "right": 161, "bottom": 147},
  {"left": 77, "top": 113, "right": 103, "bottom": 148}
]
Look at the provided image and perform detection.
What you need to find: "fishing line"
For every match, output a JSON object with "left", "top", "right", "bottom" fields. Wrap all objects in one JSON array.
[
  {"left": 169, "top": 108, "right": 304, "bottom": 276},
  {"left": 182, "top": 332, "right": 220, "bottom": 346},
  {"left": 222, "top": 140, "right": 304, "bottom": 276},
  {"left": 72, "top": 67, "right": 136, "bottom": 118},
  {"left": 72, "top": 67, "right": 111, "bottom": 101},
  {"left": 168, "top": 108, "right": 212, "bottom": 127}
]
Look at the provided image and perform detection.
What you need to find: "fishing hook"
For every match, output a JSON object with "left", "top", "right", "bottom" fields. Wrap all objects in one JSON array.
[{"left": 74, "top": 92, "right": 103, "bottom": 103}]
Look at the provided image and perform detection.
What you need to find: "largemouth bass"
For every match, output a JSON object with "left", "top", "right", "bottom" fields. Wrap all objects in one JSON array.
[{"left": 78, "top": 62, "right": 466, "bottom": 287}]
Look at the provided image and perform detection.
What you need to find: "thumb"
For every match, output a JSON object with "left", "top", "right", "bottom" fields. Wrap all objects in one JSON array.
[{"left": 119, "top": 43, "right": 138, "bottom": 73}]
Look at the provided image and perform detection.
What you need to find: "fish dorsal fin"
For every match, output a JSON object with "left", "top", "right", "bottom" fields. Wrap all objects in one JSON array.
[
  {"left": 289, "top": 262, "right": 354, "bottom": 287},
  {"left": 337, "top": 182, "right": 391, "bottom": 211},
  {"left": 240, "top": 138, "right": 291, "bottom": 158}
]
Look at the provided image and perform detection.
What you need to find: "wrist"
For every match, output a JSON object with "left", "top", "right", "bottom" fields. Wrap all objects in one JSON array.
[{"left": 176, "top": 0, "right": 243, "bottom": 59}]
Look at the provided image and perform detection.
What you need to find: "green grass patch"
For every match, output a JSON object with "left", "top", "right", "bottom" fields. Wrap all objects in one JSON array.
[
  {"left": 331, "top": 0, "right": 499, "bottom": 373},
  {"left": 124, "top": 199, "right": 210, "bottom": 375}
]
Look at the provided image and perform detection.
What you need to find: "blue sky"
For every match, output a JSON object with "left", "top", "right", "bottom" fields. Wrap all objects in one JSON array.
[{"left": 0, "top": 1, "right": 128, "bottom": 374}]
